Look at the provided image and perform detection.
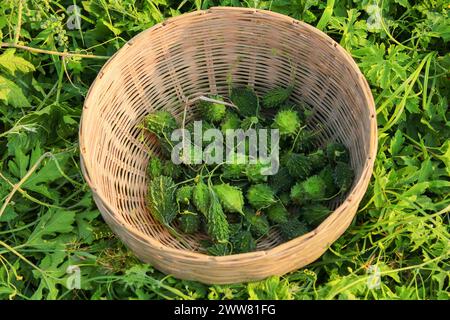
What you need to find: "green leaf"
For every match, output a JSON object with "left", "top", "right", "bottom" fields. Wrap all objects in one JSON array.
[
  {"left": 27, "top": 209, "right": 76, "bottom": 249},
  {"left": 0, "top": 75, "right": 30, "bottom": 107},
  {"left": 101, "top": 19, "right": 122, "bottom": 36},
  {"left": 0, "top": 49, "right": 35, "bottom": 75},
  {"left": 354, "top": 44, "right": 409, "bottom": 89},
  {"left": 390, "top": 130, "right": 404, "bottom": 156},
  {"left": 75, "top": 210, "right": 100, "bottom": 244}
]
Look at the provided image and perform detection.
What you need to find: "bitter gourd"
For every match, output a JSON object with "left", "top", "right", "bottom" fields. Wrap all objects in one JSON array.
[
  {"left": 146, "top": 175, "right": 178, "bottom": 226},
  {"left": 206, "top": 192, "right": 230, "bottom": 243},
  {"left": 213, "top": 183, "right": 244, "bottom": 215}
]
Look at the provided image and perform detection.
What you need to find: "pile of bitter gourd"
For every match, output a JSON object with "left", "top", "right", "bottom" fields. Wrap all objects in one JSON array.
[{"left": 142, "top": 86, "right": 354, "bottom": 255}]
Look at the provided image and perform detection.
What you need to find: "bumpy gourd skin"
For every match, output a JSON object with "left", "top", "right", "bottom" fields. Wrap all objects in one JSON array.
[
  {"left": 326, "top": 142, "right": 350, "bottom": 163},
  {"left": 231, "top": 229, "right": 257, "bottom": 253},
  {"left": 308, "top": 149, "right": 328, "bottom": 171},
  {"left": 178, "top": 211, "right": 200, "bottom": 234},
  {"left": 283, "top": 152, "right": 312, "bottom": 180},
  {"left": 241, "top": 116, "right": 260, "bottom": 130},
  {"left": 269, "top": 167, "right": 295, "bottom": 194},
  {"left": 144, "top": 111, "right": 178, "bottom": 155},
  {"left": 292, "top": 129, "right": 316, "bottom": 153},
  {"left": 176, "top": 185, "right": 193, "bottom": 206},
  {"left": 319, "top": 165, "right": 340, "bottom": 197},
  {"left": 147, "top": 157, "right": 163, "bottom": 179},
  {"left": 192, "top": 180, "right": 210, "bottom": 216},
  {"left": 207, "top": 243, "right": 231, "bottom": 256},
  {"left": 244, "top": 208, "right": 270, "bottom": 238},
  {"left": 185, "top": 121, "right": 214, "bottom": 149},
  {"left": 145, "top": 110, "right": 178, "bottom": 136},
  {"left": 300, "top": 204, "right": 332, "bottom": 227},
  {"left": 143, "top": 87, "right": 355, "bottom": 255},
  {"left": 333, "top": 161, "right": 354, "bottom": 193},
  {"left": 247, "top": 184, "right": 276, "bottom": 210},
  {"left": 221, "top": 112, "right": 242, "bottom": 133},
  {"left": 244, "top": 161, "right": 269, "bottom": 183}
]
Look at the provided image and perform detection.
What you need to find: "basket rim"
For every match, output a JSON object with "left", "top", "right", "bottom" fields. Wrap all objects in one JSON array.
[{"left": 79, "top": 6, "right": 378, "bottom": 262}]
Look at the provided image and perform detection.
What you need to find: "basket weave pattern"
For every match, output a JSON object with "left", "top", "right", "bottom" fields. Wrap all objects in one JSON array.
[{"left": 80, "top": 7, "right": 377, "bottom": 284}]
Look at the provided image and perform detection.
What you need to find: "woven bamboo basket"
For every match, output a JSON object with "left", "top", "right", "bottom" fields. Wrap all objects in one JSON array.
[{"left": 79, "top": 7, "right": 377, "bottom": 284}]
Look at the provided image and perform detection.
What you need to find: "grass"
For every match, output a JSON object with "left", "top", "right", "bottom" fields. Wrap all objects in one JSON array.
[{"left": 0, "top": 0, "right": 448, "bottom": 300}]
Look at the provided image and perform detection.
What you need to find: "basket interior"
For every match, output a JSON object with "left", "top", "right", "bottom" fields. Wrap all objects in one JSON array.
[{"left": 81, "top": 10, "right": 373, "bottom": 253}]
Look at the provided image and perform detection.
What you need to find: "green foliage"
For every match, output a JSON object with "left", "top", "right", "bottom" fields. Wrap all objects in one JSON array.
[{"left": 246, "top": 184, "right": 276, "bottom": 210}]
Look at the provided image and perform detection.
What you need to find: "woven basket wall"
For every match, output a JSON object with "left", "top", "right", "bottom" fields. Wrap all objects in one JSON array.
[{"left": 79, "top": 7, "right": 377, "bottom": 284}]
